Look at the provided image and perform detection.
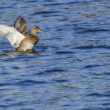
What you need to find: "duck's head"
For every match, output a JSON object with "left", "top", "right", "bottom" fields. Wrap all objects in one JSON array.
[{"left": 31, "top": 26, "right": 43, "bottom": 34}]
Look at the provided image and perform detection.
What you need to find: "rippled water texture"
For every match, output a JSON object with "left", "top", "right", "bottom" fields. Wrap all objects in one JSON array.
[{"left": 1, "top": 0, "right": 110, "bottom": 110}]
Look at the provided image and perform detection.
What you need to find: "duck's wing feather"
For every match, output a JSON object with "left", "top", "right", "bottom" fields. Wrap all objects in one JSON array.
[
  {"left": 14, "top": 16, "right": 28, "bottom": 34},
  {"left": 0, "top": 25, "right": 25, "bottom": 48}
]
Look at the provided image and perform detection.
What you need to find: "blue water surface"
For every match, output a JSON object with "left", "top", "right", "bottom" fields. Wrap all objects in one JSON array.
[{"left": 0, "top": 0, "right": 110, "bottom": 110}]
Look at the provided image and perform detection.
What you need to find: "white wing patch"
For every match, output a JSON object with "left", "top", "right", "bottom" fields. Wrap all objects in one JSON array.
[{"left": 0, "top": 25, "right": 25, "bottom": 48}]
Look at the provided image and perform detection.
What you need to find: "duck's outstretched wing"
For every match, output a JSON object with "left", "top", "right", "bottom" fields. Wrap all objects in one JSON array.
[
  {"left": 14, "top": 16, "right": 28, "bottom": 34},
  {"left": 0, "top": 25, "right": 25, "bottom": 48}
]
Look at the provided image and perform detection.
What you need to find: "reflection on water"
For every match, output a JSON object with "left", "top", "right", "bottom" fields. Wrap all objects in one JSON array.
[
  {"left": 0, "top": 49, "right": 39, "bottom": 58},
  {"left": 0, "top": 0, "right": 110, "bottom": 110}
]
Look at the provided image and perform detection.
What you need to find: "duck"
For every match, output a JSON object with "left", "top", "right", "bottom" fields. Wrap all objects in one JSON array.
[{"left": 0, "top": 16, "right": 43, "bottom": 52}]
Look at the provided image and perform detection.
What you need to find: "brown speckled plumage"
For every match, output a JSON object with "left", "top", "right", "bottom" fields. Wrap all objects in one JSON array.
[{"left": 14, "top": 16, "right": 43, "bottom": 52}]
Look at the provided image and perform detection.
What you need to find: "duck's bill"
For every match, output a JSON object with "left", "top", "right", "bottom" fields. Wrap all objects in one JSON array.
[{"left": 38, "top": 29, "right": 43, "bottom": 32}]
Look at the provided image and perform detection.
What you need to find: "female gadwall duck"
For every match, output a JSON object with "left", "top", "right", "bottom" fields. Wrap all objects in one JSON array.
[{"left": 0, "top": 16, "right": 43, "bottom": 52}]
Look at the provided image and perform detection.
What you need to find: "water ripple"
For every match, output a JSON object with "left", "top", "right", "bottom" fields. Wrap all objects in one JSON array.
[
  {"left": 0, "top": 0, "right": 110, "bottom": 110},
  {"left": 16, "top": 80, "right": 49, "bottom": 86}
]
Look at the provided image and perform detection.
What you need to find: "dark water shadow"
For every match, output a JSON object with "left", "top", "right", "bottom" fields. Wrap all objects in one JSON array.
[{"left": 0, "top": 49, "right": 39, "bottom": 58}]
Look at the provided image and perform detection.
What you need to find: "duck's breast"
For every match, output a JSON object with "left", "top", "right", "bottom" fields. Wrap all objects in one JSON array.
[{"left": 18, "top": 38, "right": 34, "bottom": 51}]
